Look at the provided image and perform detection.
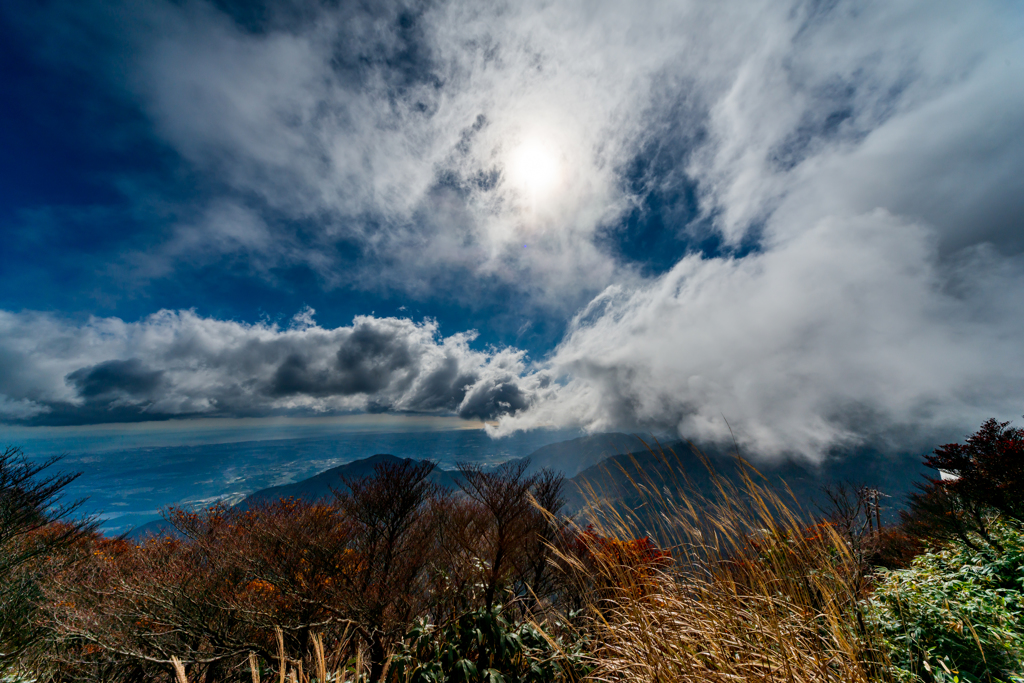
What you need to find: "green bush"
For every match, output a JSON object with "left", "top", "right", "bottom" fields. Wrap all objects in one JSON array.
[
  {"left": 386, "top": 604, "right": 590, "bottom": 683},
  {"left": 867, "top": 520, "right": 1024, "bottom": 683}
]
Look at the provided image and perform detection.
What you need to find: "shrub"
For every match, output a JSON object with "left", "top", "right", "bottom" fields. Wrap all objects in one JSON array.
[
  {"left": 905, "top": 418, "right": 1024, "bottom": 553},
  {"left": 387, "top": 603, "right": 589, "bottom": 683},
  {"left": 30, "top": 458, "right": 573, "bottom": 682},
  {"left": 927, "top": 419, "right": 1024, "bottom": 525},
  {"left": 867, "top": 519, "right": 1024, "bottom": 683},
  {"left": 39, "top": 479, "right": 441, "bottom": 681}
]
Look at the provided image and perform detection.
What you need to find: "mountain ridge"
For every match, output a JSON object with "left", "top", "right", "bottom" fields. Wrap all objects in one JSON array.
[{"left": 127, "top": 434, "right": 932, "bottom": 540}]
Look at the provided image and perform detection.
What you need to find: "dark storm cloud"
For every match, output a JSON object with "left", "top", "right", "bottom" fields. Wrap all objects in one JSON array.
[
  {"left": 66, "top": 358, "right": 164, "bottom": 399},
  {"left": 267, "top": 324, "right": 421, "bottom": 398},
  {"left": 0, "top": 310, "right": 536, "bottom": 425},
  {"left": 457, "top": 380, "right": 529, "bottom": 421}
]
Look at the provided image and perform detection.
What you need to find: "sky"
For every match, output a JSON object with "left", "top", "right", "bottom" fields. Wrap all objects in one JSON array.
[{"left": 1, "top": 0, "right": 1023, "bottom": 461}]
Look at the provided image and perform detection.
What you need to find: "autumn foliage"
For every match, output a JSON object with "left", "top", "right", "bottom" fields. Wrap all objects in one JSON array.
[{"left": 19, "top": 458, "right": 593, "bottom": 682}]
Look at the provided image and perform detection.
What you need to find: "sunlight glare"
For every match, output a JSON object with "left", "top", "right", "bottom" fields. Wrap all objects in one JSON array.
[{"left": 508, "top": 140, "right": 561, "bottom": 198}]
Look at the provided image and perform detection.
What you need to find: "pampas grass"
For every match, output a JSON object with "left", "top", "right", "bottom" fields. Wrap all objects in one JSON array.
[{"left": 558, "top": 443, "right": 891, "bottom": 683}]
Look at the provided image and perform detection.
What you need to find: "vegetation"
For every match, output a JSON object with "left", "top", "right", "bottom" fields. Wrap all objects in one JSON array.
[
  {"left": 868, "top": 521, "right": 1024, "bottom": 683},
  {"left": 1, "top": 417, "right": 1023, "bottom": 681},
  {"left": 0, "top": 446, "right": 94, "bottom": 667},
  {"left": 868, "top": 419, "right": 1024, "bottom": 683},
  {"left": 901, "top": 419, "right": 1024, "bottom": 553},
  {"left": 387, "top": 604, "right": 589, "bottom": 683}
]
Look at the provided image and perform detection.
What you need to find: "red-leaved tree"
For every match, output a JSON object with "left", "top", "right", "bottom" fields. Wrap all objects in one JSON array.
[{"left": 905, "top": 417, "right": 1024, "bottom": 551}]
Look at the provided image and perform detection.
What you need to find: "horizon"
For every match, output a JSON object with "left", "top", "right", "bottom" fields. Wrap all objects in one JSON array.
[{"left": 0, "top": 413, "right": 498, "bottom": 457}]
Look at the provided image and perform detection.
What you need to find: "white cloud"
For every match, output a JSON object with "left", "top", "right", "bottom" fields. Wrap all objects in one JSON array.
[
  {"left": 0, "top": 309, "right": 537, "bottom": 424},
  {"left": 0, "top": 396, "right": 50, "bottom": 420},
  {"left": 479, "top": 0, "right": 1024, "bottom": 457},
  {"left": 99, "top": 0, "right": 1020, "bottom": 295},
  {"left": 493, "top": 211, "right": 1024, "bottom": 459}
]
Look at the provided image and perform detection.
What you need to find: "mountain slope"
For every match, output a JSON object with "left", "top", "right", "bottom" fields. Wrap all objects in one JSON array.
[
  {"left": 564, "top": 441, "right": 931, "bottom": 520},
  {"left": 128, "top": 454, "right": 457, "bottom": 539},
  {"left": 515, "top": 433, "right": 651, "bottom": 477},
  {"left": 235, "top": 453, "right": 459, "bottom": 510},
  {"left": 127, "top": 435, "right": 932, "bottom": 540}
]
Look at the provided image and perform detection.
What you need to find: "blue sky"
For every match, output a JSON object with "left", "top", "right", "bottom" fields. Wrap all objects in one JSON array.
[{"left": 1, "top": 0, "right": 1023, "bottom": 460}]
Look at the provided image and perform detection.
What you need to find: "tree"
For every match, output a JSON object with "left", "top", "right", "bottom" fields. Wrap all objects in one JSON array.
[
  {"left": 0, "top": 445, "right": 94, "bottom": 665},
  {"left": 522, "top": 468, "right": 569, "bottom": 605},
  {"left": 336, "top": 458, "right": 444, "bottom": 682},
  {"left": 42, "top": 499, "right": 360, "bottom": 681},
  {"left": 455, "top": 460, "right": 567, "bottom": 612},
  {"left": 905, "top": 417, "right": 1024, "bottom": 552},
  {"left": 926, "top": 418, "right": 1024, "bottom": 523}
]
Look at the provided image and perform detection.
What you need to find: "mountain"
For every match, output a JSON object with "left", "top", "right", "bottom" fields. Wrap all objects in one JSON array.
[
  {"left": 565, "top": 442, "right": 814, "bottom": 512},
  {"left": 127, "top": 436, "right": 933, "bottom": 541},
  {"left": 128, "top": 453, "right": 458, "bottom": 540},
  {"left": 564, "top": 440, "right": 932, "bottom": 520},
  {"left": 235, "top": 453, "right": 459, "bottom": 510},
  {"left": 514, "top": 433, "right": 652, "bottom": 477}
]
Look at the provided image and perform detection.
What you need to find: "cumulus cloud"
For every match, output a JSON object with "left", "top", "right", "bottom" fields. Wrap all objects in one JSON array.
[
  {"left": 491, "top": 213, "right": 1024, "bottom": 458},
  {"left": 0, "top": 309, "right": 535, "bottom": 425},
  {"left": 481, "top": 0, "right": 1024, "bottom": 458}
]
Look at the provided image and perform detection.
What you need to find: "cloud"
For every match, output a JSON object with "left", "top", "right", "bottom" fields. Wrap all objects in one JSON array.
[
  {"left": 67, "top": 359, "right": 165, "bottom": 399},
  {"left": 492, "top": 211, "right": 1024, "bottom": 459},
  {"left": 19, "top": 1, "right": 1023, "bottom": 300},
  {"left": 0, "top": 309, "right": 536, "bottom": 425},
  {"left": 479, "top": 0, "right": 1024, "bottom": 459},
  {"left": 20, "top": 0, "right": 685, "bottom": 307},
  {"left": 6, "top": 0, "right": 1024, "bottom": 457}
]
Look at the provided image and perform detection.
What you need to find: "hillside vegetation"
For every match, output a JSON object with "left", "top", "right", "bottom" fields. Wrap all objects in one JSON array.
[{"left": 1, "top": 420, "right": 1022, "bottom": 682}]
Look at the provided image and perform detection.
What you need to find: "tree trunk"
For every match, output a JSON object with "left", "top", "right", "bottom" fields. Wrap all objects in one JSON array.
[{"left": 368, "top": 635, "right": 387, "bottom": 683}]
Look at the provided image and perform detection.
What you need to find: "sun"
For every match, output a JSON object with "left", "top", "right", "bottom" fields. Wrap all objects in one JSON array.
[{"left": 507, "top": 140, "right": 561, "bottom": 198}]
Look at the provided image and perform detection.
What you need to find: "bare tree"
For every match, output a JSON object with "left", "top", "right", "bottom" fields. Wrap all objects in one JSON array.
[
  {"left": 336, "top": 459, "right": 443, "bottom": 682},
  {"left": 523, "top": 468, "right": 569, "bottom": 607},
  {"left": 455, "top": 460, "right": 567, "bottom": 611}
]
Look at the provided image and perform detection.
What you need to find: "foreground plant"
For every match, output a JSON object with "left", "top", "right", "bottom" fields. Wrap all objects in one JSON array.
[
  {"left": 868, "top": 519, "right": 1024, "bottom": 683},
  {"left": 0, "top": 445, "right": 94, "bottom": 672},
  {"left": 561, "top": 446, "right": 891, "bottom": 683},
  {"left": 387, "top": 603, "right": 589, "bottom": 683}
]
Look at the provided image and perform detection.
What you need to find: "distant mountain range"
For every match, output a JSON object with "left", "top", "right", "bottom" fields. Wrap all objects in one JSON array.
[
  {"left": 510, "top": 433, "right": 652, "bottom": 477},
  {"left": 128, "top": 433, "right": 933, "bottom": 541}
]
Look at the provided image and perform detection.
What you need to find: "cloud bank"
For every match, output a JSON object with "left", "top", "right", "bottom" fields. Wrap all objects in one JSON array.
[
  {"left": 493, "top": 213, "right": 1024, "bottom": 458},
  {"left": 0, "top": 309, "right": 535, "bottom": 425}
]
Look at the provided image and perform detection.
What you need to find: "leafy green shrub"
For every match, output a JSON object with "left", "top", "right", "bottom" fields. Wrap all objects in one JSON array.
[
  {"left": 386, "top": 604, "right": 590, "bottom": 683},
  {"left": 867, "top": 520, "right": 1024, "bottom": 683}
]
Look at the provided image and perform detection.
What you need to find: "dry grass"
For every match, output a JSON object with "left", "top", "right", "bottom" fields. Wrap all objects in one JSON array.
[
  {"left": 171, "top": 627, "right": 365, "bottom": 683},
  {"left": 559, "top": 443, "right": 892, "bottom": 683}
]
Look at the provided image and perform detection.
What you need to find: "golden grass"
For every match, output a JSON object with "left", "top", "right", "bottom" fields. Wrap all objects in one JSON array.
[
  {"left": 172, "top": 629, "right": 362, "bottom": 683},
  {"left": 171, "top": 656, "right": 189, "bottom": 683},
  {"left": 558, "top": 443, "right": 892, "bottom": 683}
]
